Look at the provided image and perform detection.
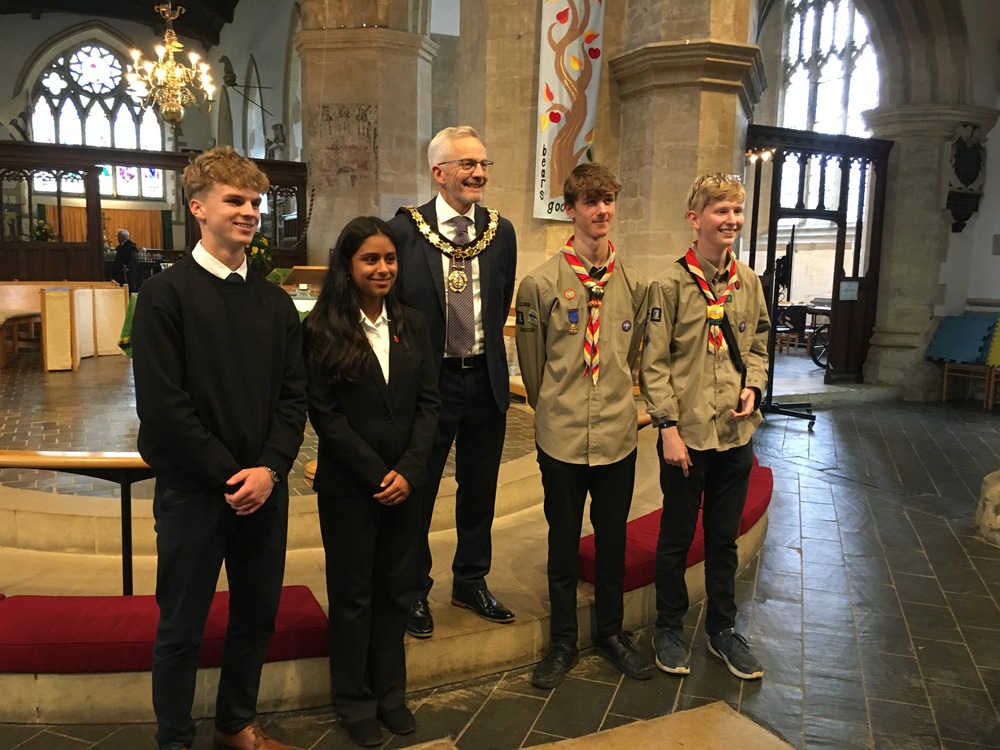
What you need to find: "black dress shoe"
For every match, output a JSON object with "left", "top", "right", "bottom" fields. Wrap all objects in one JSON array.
[
  {"left": 532, "top": 642, "right": 579, "bottom": 689},
  {"left": 377, "top": 704, "right": 416, "bottom": 735},
  {"left": 594, "top": 632, "right": 654, "bottom": 681},
  {"left": 451, "top": 587, "right": 516, "bottom": 623},
  {"left": 344, "top": 718, "right": 383, "bottom": 748},
  {"left": 406, "top": 598, "right": 434, "bottom": 638}
]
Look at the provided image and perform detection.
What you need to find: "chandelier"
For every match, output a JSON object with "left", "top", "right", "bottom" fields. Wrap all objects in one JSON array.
[{"left": 126, "top": 3, "right": 215, "bottom": 125}]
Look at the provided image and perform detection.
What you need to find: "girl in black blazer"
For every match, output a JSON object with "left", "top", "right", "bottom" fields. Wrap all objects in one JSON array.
[{"left": 303, "top": 216, "right": 440, "bottom": 748}]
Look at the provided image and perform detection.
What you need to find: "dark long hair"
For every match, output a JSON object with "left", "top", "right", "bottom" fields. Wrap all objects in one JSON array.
[{"left": 303, "top": 216, "right": 404, "bottom": 383}]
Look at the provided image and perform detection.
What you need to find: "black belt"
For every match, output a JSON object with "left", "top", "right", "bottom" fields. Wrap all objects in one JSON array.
[{"left": 443, "top": 354, "right": 486, "bottom": 370}]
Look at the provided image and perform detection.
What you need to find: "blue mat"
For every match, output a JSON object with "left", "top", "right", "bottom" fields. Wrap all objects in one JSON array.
[{"left": 926, "top": 315, "right": 996, "bottom": 364}]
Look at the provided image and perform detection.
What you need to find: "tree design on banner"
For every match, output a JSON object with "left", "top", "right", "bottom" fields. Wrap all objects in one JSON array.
[{"left": 534, "top": 0, "right": 605, "bottom": 220}]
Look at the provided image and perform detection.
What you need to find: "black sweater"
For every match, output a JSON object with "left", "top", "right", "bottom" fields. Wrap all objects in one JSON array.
[{"left": 132, "top": 256, "right": 307, "bottom": 492}]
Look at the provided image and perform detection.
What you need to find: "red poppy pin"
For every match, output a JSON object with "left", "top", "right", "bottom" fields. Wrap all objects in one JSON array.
[{"left": 393, "top": 335, "right": 399, "bottom": 343}]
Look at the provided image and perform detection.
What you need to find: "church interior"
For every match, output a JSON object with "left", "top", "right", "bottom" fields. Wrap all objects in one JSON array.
[{"left": 0, "top": 1, "right": 999, "bottom": 748}]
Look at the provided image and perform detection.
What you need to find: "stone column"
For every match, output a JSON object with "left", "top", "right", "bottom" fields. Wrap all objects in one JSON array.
[
  {"left": 608, "top": 0, "right": 763, "bottom": 276},
  {"left": 296, "top": 0, "right": 436, "bottom": 264},
  {"left": 863, "top": 104, "right": 998, "bottom": 399},
  {"left": 976, "top": 469, "right": 1000, "bottom": 548}
]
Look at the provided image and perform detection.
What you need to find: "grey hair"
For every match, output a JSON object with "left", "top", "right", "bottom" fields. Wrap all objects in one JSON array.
[
  {"left": 427, "top": 126, "right": 482, "bottom": 170},
  {"left": 117, "top": 229, "right": 129, "bottom": 239}
]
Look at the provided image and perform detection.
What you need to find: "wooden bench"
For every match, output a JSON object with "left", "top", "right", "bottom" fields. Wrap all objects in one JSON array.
[
  {"left": 0, "top": 281, "right": 126, "bottom": 370},
  {"left": 0, "top": 450, "right": 153, "bottom": 594}
]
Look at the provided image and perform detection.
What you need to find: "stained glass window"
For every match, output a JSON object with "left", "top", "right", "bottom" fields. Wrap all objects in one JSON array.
[{"left": 30, "top": 42, "right": 164, "bottom": 199}]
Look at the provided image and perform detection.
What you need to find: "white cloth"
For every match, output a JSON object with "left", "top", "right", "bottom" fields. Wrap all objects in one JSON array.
[
  {"left": 192, "top": 241, "right": 248, "bottom": 280},
  {"left": 361, "top": 305, "right": 390, "bottom": 383}
]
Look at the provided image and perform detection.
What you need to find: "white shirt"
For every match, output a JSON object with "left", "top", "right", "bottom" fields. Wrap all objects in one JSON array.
[
  {"left": 435, "top": 194, "right": 484, "bottom": 356},
  {"left": 192, "top": 241, "right": 248, "bottom": 280},
  {"left": 361, "top": 306, "right": 391, "bottom": 383}
]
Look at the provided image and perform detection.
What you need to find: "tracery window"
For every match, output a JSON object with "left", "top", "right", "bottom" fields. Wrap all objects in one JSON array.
[
  {"left": 778, "top": 0, "right": 878, "bottom": 218},
  {"left": 781, "top": 0, "right": 878, "bottom": 137},
  {"left": 30, "top": 43, "right": 164, "bottom": 199}
]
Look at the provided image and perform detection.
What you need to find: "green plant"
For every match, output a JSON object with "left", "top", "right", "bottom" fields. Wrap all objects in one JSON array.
[{"left": 246, "top": 231, "right": 273, "bottom": 273}]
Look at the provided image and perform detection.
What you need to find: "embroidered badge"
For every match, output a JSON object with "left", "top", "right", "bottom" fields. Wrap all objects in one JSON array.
[
  {"left": 622, "top": 320, "right": 632, "bottom": 332},
  {"left": 650, "top": 307, "right": 662, "bottom": 322},
  {"left": 516, "top": 310, "right": 524, "bottom": 324},
  {"left": 564, "top": 288, "right": 577, "bottom": 300},
  {"left": 528, "top": 310, "right": 538, "bottom": 326},
  {"left": 735, "top": 280, "right": 741, "bottom": 290},
  {"left": 738, "top": 320, "right": 746, "bottom": 333}
]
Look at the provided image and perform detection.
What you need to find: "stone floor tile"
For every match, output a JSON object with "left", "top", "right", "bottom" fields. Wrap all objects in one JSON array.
[
  {"left": 455, "top": 690, "right": 545, "bottom": 750},
  {"left": 530, "top": 675, "right": 616, "bottom": 739}
]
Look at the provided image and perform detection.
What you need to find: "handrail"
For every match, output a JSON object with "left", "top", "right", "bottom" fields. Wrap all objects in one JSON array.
[{"left": 0, "top": 450, "right": 154, "bottom": 595}]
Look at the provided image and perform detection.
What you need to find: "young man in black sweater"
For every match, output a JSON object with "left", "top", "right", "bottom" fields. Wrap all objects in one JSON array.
[{"left": 132, "top": 147, "right": 307, "bottom": 750}]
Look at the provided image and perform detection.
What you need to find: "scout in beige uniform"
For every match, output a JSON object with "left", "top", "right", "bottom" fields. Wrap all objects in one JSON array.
[
  {"left": 515, "top": 163, "right": 652, "bottom": 689},
  {"left": 640, "top": 173, "right": 770, "bottom": 680}
]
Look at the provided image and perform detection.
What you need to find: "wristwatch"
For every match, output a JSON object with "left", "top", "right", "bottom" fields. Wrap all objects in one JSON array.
[
  {"left": 262, "top": 466, "right": 281, "bottom": 483},
  {"left": 656, "top": 420, "right": 677, "bottom": 430}
]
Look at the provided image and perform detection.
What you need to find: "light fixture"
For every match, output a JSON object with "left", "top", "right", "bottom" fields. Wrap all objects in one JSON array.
[{"left": 126, "top": 3, "right": 216, "bottom": 125}]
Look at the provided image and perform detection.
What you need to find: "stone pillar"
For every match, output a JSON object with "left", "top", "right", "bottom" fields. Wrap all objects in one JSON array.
[
  {"left": 976, "top": 469, "right": 1000, "bottom": 548},
  {"left": 863, "top": 104, "right": 998, "bottom": 400},
  {"left": 296, "top": 0, "right": 436, "bottom": 264},
  {"left": 608, "top": 0, "right": 764, "bottom": 276}
]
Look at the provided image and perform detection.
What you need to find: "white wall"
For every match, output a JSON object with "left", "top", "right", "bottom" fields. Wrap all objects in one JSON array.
[{"left": 938, "top": 0, "right": 1000, "bottom": 313}]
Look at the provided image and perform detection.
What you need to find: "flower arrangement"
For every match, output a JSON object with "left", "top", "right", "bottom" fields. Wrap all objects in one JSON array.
[
  {"left": 245, "top": 231, "right": 273, "bottom": 273},
  {"left": 34, "top": 219, "right": 55, "bottom": 241}
]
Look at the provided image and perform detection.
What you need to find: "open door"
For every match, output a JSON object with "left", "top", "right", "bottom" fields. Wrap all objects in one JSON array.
[{"left": 745, "top": 125, "right": 892, "bottom": 384}]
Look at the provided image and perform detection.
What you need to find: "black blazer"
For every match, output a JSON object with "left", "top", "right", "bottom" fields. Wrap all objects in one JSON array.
[
  {"left": 388, "top": 200, "right": 517, "bottom": 413},
  {"left": 305, "top": 306, "right": 441, "bottom": 497}
]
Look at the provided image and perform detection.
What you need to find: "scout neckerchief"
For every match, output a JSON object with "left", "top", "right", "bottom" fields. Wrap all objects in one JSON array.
[
  {"left": 401, "top": 206, "right": 500, "bottom": 293},
  {"left": 562, "top": 237, "right": 616, "bottom": 384},
  {"left": 681, "top": 245, "right": 738, "bottom": 355}
]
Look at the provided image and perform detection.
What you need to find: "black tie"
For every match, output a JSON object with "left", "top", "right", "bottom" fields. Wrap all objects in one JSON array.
[{"left": 226, "top": 272, "right": 243, "bottom": 283}]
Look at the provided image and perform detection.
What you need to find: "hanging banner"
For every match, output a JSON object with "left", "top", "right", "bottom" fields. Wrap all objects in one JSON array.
[{"left": 533, "top": 0, "right": 605, "bottom": 220}]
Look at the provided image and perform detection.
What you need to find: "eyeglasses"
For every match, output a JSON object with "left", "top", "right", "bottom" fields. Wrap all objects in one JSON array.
[{"left": 436, "top": 159, "right": 494, "bottom": 173}]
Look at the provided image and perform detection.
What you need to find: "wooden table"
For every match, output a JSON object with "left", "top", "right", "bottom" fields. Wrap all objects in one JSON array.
[{"left": 0, "top": 450, "right": 154, "bottom": 594}]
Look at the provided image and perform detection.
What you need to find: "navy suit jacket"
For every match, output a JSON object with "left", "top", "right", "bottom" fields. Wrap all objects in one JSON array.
[
  {"left": 388, "top": 200, "right": 517, "bottom": 413},
  {"left": 305, "top": 307, "right": 441, "bottom": 497}
]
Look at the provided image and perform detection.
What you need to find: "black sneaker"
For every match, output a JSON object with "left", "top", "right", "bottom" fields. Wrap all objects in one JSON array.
[
  {"left": 653, "top": 626, "right": 690, "bottom": 675},
  {"left": 594, "top": 632, "right": 654, "bottom": 681},
  {"left": 532, "top": 642, "right": 579, "bottom": 689},
  {"left": 708, "top": 628, "right": 763, "bottom": 680}
]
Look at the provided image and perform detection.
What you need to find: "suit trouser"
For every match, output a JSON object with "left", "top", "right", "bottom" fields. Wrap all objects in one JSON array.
[
  {"left": 536, "top": 447, "right": 636, "bottom": 645},
  {"left": 414, "top": 360, "right": 505, "bottom": 599},
  {"left": 317, "top": 490, "right": 419, "bottom": 724},
  {"left": 151, "top": 483, "right": 287, "bottom": 750},
  {"left": 654, "top": 439, "right": 753, "bottom": 636}
]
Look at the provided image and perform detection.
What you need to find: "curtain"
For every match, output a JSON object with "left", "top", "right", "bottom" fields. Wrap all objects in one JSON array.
[{"left": 43, "top": 205, "right": 164, "bottom": 249}]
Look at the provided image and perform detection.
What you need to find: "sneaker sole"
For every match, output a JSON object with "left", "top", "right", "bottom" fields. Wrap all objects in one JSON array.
[
  {"left": 652, "top": 635, "right": 691, "bottom": 675},
  {"left": 707, "top": 641, "right": 764, "bottom": 680}
]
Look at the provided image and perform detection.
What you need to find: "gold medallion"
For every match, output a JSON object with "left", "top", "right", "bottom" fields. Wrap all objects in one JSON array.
[
  {"left": 568, "top": 323, "right": 579, "bottom": 335},
  {"left": 448, "top": 269, "right": 468, "bottom": 293},
  {"left": 707, "top": 304, "right": 725, "bottom": 320}
]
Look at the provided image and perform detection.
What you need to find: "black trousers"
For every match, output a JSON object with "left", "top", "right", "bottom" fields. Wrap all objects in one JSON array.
[
  {"left": 318, "top": 490, "right": 419, "bottom": 724},
  {"left": 414, "top": 361, "right": 506, "bottom": 599},
  {"left": 151, "top": 483, "right": 287, "bottom": 750},
  {"left": 537, "top": 447, "right": 636, "bottom": 645},
  {"left": 655, "top": 439, "right": 753, "bottom": 636}
]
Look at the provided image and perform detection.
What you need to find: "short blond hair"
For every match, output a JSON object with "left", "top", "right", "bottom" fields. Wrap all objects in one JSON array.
[
  {"left": 686, "top": 173, "right": 745, "bottom": 214},
  {"left": 427, "top": 126, "right": 482, "bottom": 170},
  {"left": 182, "top": 146, "right": 269, "bottom": 199}
]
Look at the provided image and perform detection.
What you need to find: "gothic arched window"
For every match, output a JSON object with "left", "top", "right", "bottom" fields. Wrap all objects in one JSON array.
[
  {"left": 781, "top": 0, "right": 878, "bottom": 137},
  {"left": 30, "top": 42, "right": 164, "bottom": 198}
]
